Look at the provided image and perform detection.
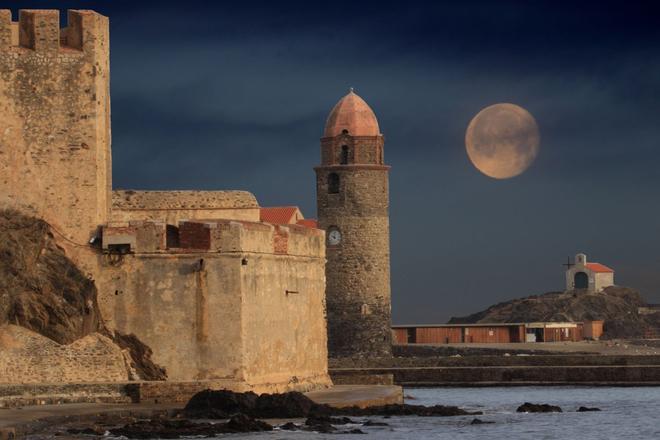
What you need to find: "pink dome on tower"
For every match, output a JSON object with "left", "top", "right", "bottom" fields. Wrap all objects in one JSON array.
[{"left": 323, "top": 89, "right": 380, "bottom": 137}]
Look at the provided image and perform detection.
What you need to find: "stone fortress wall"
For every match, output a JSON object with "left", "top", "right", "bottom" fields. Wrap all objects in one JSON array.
[
  {"left": 0, "top": 9, "right": 330, "bottom": 393},
  {"left": 97, "top": 219, "right": 329, "bottom": 391},
  {"left": 0, "top": 10, "right": 111, "bottom": 246}
]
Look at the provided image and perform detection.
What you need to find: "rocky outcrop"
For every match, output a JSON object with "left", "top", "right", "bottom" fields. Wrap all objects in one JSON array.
[
  {"left": 0, "top": 210, "right": 103, "bottom": 344},
  {"left": 108, "top": 414, "right": 273, "bottom": 439},
  {"left": 516, "top": 402, "right": 562, "bottom": 413},
  {"left": 449, "top": 286, "right": 658, "bottom": 339},
  {"left": 0, "top": 209, "right": 165, "bottom": 381},
  {"left": 184, "top": 389, "right": 480, "bottom": 419},
  {"left": 470, "top": 418, "right": 495, "bottom": 424}
]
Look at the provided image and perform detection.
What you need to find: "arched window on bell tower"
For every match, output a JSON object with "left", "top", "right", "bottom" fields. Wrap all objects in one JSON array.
[
  {"left": 340, "top": 145, "right": 349, "bottom": 165},
  {"left": 328, "top": 173, "right": 340, "bottom": 194}
]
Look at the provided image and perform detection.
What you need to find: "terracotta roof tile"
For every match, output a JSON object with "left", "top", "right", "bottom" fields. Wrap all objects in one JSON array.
[
  {"left": 586, "top": 262, "right": 614, "bottom": 273},
  {"left": 296, "top": 219, "right": 318, "bottom": 228},
  {"left": 260, "top": 206, "right": 300, "bottom": 225},
  {"left": 324, "top": 90, "right": 380, "bottom": 137}
]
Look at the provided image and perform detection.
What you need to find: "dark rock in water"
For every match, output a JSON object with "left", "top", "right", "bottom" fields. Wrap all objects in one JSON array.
[
  {"left": 109, "top": 416, "right": 272, "bottom": 439},
  {"left": 254, "top": 391, "right": 317, "bottom": 418},
  {"left": 110, "top": 420, "right": 211, "bottom": 439},
  {"left": 334, "top": 403, "right": 482, "bottom": 417},
  {"left": 517, "top": 402, "right": 562, "bottom": 413},
  {"left": 362, "top": 419, "right": 389, "bottom": 426},
  {"left": 225, "top": 413, "right": 273, "bottom": 432},
  {"left": 470, "top": 418, "right": 495, "bottom": 424},
  {"left": 279, "top": 422, "right": 300, "bottom": 431},
  {"left": 184, "top": 389, "right": 259, "bottom": 418},
  {"left": 345, "top": 428, "right": 367, "bottom": 434},
  {"left": 306, "top": 415, "right": 356, "bottom": 426},
  {"left": 577, "top": 406, "right": 601, "bottom": 412},
  {"left": 185, "top": 389, "right": 480, "bottom": 420},
  {"left": 305, "top": 420, "right": 337, "bottom": 433},
  {"left": 67, "top": 425, "right": 106, "bottom": 435}
]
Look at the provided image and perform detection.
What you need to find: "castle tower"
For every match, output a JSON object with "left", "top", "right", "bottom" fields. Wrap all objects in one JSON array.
[
  {"left": 0, "top": 10, "right": 111, "bottom": 245},
  {"left": 315, "top": 89, "right": 392, "bottom": 358}
]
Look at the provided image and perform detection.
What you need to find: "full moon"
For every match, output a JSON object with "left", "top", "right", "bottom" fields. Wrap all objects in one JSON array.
[{"left": 465, "top": 103, "right": 540, "bottom": 179}]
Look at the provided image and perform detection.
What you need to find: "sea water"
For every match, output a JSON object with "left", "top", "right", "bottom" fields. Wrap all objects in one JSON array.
[{"left": 228, "top": 386, "right": 660, "bottom": 439}]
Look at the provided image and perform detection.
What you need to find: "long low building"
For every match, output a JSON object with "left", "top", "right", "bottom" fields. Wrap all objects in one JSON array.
[{"left": 392, "top": 321, "right": 604, "bottom": 344}]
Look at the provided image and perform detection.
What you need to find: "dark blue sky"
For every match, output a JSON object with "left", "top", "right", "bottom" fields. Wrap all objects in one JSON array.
[{"left": 12, "top": 0, "right": 660, "bottom": 322}]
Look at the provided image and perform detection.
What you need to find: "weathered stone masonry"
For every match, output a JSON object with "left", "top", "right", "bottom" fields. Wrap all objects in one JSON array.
[
  {"left": 316, "top": 91, "right": 393, "bottom": 358},
  {"left": 97, "top": 219, "right": 330, "bottom": 391},
  {"left": 0, "top": 10, "right": 111, "bottom": 246}
]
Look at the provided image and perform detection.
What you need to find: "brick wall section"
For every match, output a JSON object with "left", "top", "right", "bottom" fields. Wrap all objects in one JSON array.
[
  {"left": 179, "top": 222, "right": 212, "bottom": 250},
  {"left": 0, "top": 325, "right": 129, "bottom": 384},
  {"left": 273, "top": 226, "right": 289, "bottom": 254}
]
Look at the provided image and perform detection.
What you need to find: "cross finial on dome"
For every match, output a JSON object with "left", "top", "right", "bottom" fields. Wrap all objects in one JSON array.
[{"left": 349, "top": 87, "right": 354, "bottom": 93}]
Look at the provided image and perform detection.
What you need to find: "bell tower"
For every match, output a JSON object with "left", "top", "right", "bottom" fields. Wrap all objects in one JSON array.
[{"left": 315, "top": 89, "right": 392, "bottom": 358}]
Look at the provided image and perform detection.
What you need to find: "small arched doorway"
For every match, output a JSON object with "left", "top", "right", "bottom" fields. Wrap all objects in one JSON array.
[{"left": 574, "top": 272, "right": 589, "bottom": 289}]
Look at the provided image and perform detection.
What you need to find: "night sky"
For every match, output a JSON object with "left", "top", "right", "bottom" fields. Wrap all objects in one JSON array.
[{"left": 12, "top": 0, "right": 660, "bottom": 323}]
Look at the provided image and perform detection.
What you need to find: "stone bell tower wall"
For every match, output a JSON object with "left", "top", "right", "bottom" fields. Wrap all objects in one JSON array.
[
  {"left": 316, "top": 135, "right": 392, "bottom": 358},
  {"left": 0, "top": 9, "right": 111, "bottom": 245}
]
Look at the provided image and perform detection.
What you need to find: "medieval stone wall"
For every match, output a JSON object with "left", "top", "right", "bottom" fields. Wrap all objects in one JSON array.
[
  {"left": 0, "top": 325, "right": 129, "bottom": 384},
  {"left": 0, "top": 10, "right": 111, "bottom": 245},
  {"left": 241, "top": 252, "right": 329, "bottom": 391},
  {"left": 96, "top": 220, "right": 330, "bottom": 392}
]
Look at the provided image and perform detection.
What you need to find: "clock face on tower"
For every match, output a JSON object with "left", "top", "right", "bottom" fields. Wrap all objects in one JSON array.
[{"left": 327, "top": 227, "right": 342, "bottom": 246}]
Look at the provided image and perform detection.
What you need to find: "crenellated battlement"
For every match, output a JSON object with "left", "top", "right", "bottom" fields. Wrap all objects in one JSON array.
[{"left": 0, "top": 9, "right": 107, "bottom": 53}]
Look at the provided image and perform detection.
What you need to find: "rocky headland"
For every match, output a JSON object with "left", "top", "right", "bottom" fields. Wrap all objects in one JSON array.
[{"left": 448, "top": 286, "right": 660, "bottom": 339}]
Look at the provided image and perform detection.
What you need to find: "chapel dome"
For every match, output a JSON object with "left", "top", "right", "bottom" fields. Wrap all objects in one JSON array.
[{"left": 323, "top": 89, "right": 380, "bottom": 137}]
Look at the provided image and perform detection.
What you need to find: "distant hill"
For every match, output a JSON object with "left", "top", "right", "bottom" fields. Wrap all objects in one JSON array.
[{"left": 448, "top": 286, "right": 660, "bottom": 339}]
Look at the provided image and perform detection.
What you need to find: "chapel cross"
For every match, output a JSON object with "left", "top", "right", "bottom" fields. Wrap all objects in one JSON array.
[{"left": 563, "top": 256, "right": 574, "bottom": 270}]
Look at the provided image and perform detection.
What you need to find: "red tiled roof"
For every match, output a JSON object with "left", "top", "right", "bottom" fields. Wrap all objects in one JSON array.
[
  {"left": 296, "top": 219, "right": 318, "bottom": 229},
  {"left": 586, "top": 262, "right": 614, "bottom": 273},
  {"left": 260, "top": 206, "right": 300, "bottom": 225}
]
